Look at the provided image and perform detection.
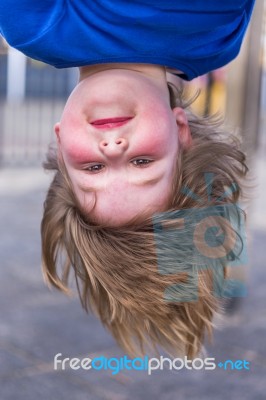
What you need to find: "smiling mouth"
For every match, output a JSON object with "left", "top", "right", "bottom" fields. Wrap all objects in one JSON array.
[{"left": 90, "top": 116, "right": 133, "bottom": 129}]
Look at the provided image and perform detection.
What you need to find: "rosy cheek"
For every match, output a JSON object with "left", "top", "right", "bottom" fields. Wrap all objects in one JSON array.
[
  {"left": 63, "top": 140, "right": 93, "bottom": 164},
  {"left": 138, "top": 128, "right": 170, "bottom": 154}
]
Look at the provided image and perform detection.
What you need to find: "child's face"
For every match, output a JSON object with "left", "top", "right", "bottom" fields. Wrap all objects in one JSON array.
[{"left": 55, "top": 67, "right": 190, "bottom": 226}]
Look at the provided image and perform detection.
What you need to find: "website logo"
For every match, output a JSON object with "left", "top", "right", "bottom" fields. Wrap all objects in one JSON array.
[
  {"left": 53, "top": 354, "right": 250, "bottom": 375},
  {"left": 153, "top": 173, "right": 248, "bottom": 302}
]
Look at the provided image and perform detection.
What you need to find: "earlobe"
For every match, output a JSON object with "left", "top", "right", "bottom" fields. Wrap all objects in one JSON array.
[
  {"left": 54, "top": 122, "right": 61, "bottom": 143},
  {"left": 173, "top": 107, "right": 192, "bottom": 149}
]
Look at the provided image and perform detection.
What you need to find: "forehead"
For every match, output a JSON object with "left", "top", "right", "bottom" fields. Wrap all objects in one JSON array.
[{"left": 74, "top": 174, "right": 174, "bottom": 226}]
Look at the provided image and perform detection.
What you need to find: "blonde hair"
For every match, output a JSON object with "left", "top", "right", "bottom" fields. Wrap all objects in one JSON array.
[{"left": 41, "top": 86, "right": 248, "bottom": 358}]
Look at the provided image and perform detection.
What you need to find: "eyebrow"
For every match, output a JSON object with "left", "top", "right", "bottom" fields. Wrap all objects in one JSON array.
[{"left": 77, "top": 173, "right": 164, "bottom": 193}]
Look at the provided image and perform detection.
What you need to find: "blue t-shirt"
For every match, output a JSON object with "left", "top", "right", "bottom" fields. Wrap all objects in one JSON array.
[{"left": 0, "top": 0, "right": 255, "bottom": 80}]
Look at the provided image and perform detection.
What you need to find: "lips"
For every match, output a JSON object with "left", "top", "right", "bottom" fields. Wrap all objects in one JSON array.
[{"left": 90, "top": 116, "right": 133, "bottom": 129}]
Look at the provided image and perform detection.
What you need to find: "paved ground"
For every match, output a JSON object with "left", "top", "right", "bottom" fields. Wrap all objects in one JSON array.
[{"left": 0, "top": 150, "right": 266, "bottom": 400}]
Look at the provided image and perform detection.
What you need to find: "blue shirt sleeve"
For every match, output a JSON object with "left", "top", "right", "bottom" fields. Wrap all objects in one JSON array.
[{"left": 0, "top": 0, "right": 64, "bottom": 45}]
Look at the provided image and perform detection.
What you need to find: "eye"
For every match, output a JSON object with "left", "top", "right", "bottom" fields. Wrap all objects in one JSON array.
[
  {"left": 85, "top": 164, "right": 105, "bottom": 173},
  {"left": 132, "top": 159, "right": 153, "bottom": 167}
]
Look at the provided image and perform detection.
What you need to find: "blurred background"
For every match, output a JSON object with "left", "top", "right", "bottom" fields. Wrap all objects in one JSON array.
[{"left": 0, "top": 1, "right": 266, "bottom": 399}]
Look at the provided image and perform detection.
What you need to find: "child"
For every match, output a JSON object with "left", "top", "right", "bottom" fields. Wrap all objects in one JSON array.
[
  {"left": 0, "top": 1, "right": 254, "bottom": 357},
  {"left": 41, "top": 84, "right": 248, "bottom": 358}
]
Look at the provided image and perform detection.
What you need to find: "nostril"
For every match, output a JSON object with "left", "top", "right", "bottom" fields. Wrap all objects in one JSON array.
[{"left": 100, "top": 138, "right": 127, "bottom": 149}]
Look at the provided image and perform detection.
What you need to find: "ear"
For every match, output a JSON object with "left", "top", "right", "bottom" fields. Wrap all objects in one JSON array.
[
  {"left": 54, "top": 122, "right": 61, "bottom": 144},
  {"left": 172, "top": 107, "right": 192, "bottom": 149}
]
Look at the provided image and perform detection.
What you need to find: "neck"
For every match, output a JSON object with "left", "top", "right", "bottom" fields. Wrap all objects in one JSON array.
[
  {"left": 79, "top": 62, "right": 168, "bottom": 93},
  {"left": 79, "top": 63, "right": 166, "bottom": 80}
]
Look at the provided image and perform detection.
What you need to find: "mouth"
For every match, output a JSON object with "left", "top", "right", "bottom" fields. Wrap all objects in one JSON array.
[{"left": 90, "top": 116, "right": 133, "bottom": 129}]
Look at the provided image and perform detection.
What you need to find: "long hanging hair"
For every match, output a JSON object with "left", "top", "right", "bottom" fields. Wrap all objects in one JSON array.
[{"left": 41, "top": 85, "right": 248, "bottom": 358}]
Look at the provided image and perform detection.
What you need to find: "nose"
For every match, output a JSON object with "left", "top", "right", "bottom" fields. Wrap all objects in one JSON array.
[{"left": 99, "top": 137, "right": 129, "bottom": 157}]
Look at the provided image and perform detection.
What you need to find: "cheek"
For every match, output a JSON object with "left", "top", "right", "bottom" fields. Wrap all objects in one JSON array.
[
  {"left": 60, "top": 130, "right": 94, "bottom": 164},
  {"left": 139, "top": 124, "right": 177, "bottom": 154},
  {"left": 141, "top": 106, "right": 178, "bottom": 152},
  {"left": 66, "top": 145, "right": 91, "bottom": 164}
]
